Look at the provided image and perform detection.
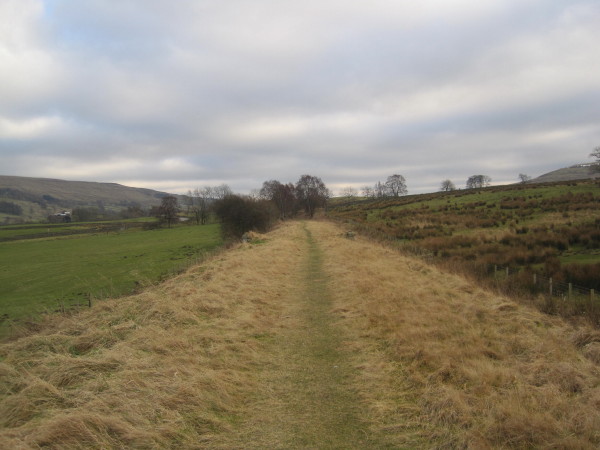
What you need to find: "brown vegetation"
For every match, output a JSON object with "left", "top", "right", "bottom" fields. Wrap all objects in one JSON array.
[{"left": 329, "top": 180, "right": 600, "bottom": 322}]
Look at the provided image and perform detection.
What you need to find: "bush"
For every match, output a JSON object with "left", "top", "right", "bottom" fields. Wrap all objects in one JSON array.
[
  {"left": 563, "top": 263, "right": 600, "bottom": 291},
  {"left": 213, "top": 195, "right": 277, "bottom": 240}
]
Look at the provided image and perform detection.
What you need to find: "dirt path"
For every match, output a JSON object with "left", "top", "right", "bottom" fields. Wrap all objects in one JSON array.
[{"left": 226, "top": 222, "right": 389, "bottom": 448}]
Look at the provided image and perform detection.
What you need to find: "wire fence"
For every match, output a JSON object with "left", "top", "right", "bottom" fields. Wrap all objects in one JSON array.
[
  {"left": 488, "top": 264, "right": 597, "bottom": 303},
  {"left": 336, "top": 220, "right": 600, "bottom": 322}
]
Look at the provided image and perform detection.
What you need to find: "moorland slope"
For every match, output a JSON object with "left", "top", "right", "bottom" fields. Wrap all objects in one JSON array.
[
  {"left": 329, "top": 179, "right": 600, "bottom": 323},
  {"left": 1, "top": 220, "right": 599, "bottom": 448},
  {"left": 532, "top": 163, "right": 599, "bottom": 183}
]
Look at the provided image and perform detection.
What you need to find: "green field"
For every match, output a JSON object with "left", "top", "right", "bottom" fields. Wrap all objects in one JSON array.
[{"left": 0, "top": 222, "right": 222, "bottom": 336}]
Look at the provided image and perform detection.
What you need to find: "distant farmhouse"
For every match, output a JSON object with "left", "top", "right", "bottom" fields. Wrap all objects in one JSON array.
[{"left": 48, "top": 211, "right": 71, "bottom": 223}]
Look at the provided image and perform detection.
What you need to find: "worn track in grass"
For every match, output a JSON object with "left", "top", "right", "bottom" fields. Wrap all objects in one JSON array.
[{"left": 225, "top": 223, "right": 389, "bottom": 448}]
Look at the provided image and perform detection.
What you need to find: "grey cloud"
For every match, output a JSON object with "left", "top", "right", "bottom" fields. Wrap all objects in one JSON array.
[{"left": 1, "top": 0, "right": 599, "bottom": 195}]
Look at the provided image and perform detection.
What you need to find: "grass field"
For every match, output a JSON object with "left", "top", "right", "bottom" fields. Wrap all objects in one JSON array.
[{"left": 0, "top": 222, "right": 222, "bottom": 337}]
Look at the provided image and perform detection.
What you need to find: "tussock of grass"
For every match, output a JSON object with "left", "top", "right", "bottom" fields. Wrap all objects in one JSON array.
[{"left": 311, "top": 220, "right": 600, "bottom": 448}]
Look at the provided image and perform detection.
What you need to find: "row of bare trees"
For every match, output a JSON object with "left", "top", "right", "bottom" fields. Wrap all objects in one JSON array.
[
  {"left": 341, "top": 173, "right": 492, "bottom": 198},
  {"left": 440, "top": 175, "right": 491, "bottom": 192},
  {"left": 359, "top": 174, "right": 408, "bottom": 198},
  {"left": 214, "top": 174, "right": 329, "bottom": 239},
  {"left": 168, "top": 175, "right": 331, "bottom": 239},
  {"left": 185, "top": 184, "right": 232, "bottom": 225},
  {"left": 256, "top": 175, "right": 330, "bottom": 220}
]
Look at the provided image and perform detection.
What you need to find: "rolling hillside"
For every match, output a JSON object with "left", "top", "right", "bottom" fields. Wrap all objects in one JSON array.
[
  {"left": 532, "top": 163, "right": 599, "bottom": 183},
  {"left": 0, "top": 175, "right": 178, "bottom": 223},
  {"left": 328, "top": 179, "right": 600, "bottom": 323}
]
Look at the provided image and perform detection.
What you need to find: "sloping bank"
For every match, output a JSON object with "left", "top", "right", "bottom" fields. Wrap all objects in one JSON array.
[{"left": 1, "top": 221, "right": 599, "bottom": 448}]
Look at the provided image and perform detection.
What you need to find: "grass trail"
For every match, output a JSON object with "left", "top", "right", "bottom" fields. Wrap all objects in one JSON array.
[{"left": 226, "top": 223, "right": 384, "bottom": 448}]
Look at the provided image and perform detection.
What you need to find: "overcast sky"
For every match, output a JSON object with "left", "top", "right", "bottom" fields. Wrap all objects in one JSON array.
[{"left": 1, "top": 0, "right": 599, "bottom": 195}]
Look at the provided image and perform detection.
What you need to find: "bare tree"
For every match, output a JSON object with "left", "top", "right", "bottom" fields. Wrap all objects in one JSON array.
[
  {"left": 590, "top": 146, "right": 600, "bottom": 172},
  {"left": 440, "top": 179, "right": 456, "bottom": 192},
  {"left": 260, "top": 180, "right": 297, "bottom": 220},
  {"left": 361, "top": 186, "right": 375, "bottom": 198},
  {"left": 384, "top": 174, "right": 408, "bottom": 197},
  {"left": 374, "top": 181, "right": 386, "bottom": 198},
  {"left": 157, "top": 195, "right": 179, "bottom": 228},
  {"left": 466, "top": 175, "right": 491, "bottom": 189},
  {"left": 189, "top": 187, "right": 214, "bottom": 225},
  {"left": 184, "top": 191, "right": 194, "bottom": 214},
  {"left": 518, "top": 173, "right": 532, "bottom": 183},
  {"left": 295, "top": 174, "right": 329, "bottom": 218},
  {"left": 212, "top": 184, "right": 233, "bottom": 200},
  {"left": 339, "top": 187, "right": 358, "bottom": 198}
]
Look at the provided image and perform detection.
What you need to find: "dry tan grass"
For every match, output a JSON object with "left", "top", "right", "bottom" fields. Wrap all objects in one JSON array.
[
  {"left": 220, "top": 222, "right": 399, "bottom": 448},
  {"left": 0, "top": 223, "right": 305, "bottom": 448},
  {"left": 312, "top": 220, "right": 600, "bottom": 448},
  {"left": 2, "top": 219, "right": 599, "bottom": 448}
]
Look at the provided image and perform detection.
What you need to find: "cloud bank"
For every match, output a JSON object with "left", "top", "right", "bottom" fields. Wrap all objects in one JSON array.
[{"left": 1, "top": 0, "right": 599, "bottom": 194}]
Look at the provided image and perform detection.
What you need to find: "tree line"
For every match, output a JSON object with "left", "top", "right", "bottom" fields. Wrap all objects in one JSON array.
[
  {"left": 154, "top": 174, "right": 331, "bottom": 240},
  {"left": 149, "top": 142, "right": 600, "bottom": 238},
  {"left": 340, "top": 173, "right": 493, "bottom": 198},
  {"left": 171, "top": 172, "right": 497, "bottom": 239},
  {"left": 213, "top": 174, "right": 330, "bottom": 239},
  {"left": 358, "top": 174, "right": 408, "bottom": 198}
]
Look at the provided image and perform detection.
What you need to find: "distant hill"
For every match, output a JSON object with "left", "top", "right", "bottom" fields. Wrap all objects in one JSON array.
[
  {"left": 0, "top": 175, "right": 179, "bottom": 223},
  {"left": 531, "top": 163, "right": 599, "bottom": 183}
]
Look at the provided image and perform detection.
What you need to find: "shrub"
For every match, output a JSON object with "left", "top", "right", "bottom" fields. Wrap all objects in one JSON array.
[
  {"left": 213, "top": 195, "right": 277, "bottom": 240},
  {"left": 563, "top": 263, "right": 600, "bottom": 291}
]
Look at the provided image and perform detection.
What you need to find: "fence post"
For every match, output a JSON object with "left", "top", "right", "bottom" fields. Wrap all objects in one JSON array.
[
  {"left": 549, "top": 277, "right": 553, "bottom": 297},
  {"left": 533, "top": 273, "right": 537, "bottom": 286}
]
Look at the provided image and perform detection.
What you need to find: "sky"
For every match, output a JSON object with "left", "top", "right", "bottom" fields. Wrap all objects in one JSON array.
[{"left": 1, "top": 0, "right": 600, "bottom": 196}]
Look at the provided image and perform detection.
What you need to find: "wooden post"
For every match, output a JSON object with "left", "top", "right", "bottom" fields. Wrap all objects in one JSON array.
[
  {"left": 533, "top": 273, "right": 537, "bottom": 286},
  {"left": 549, "top": 277, "right": 553, "bottom": 297}
]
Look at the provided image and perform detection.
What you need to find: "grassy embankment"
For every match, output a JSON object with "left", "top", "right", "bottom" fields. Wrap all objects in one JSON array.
[
  {"left": 329, "top": 180, "right": 600, "bottom": 320},
  {"left": 0, "top": 221, "right": 222, "bottom": 338},
  {"left": 1, "top": 220, "right": 599, "bottom": 448}
]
